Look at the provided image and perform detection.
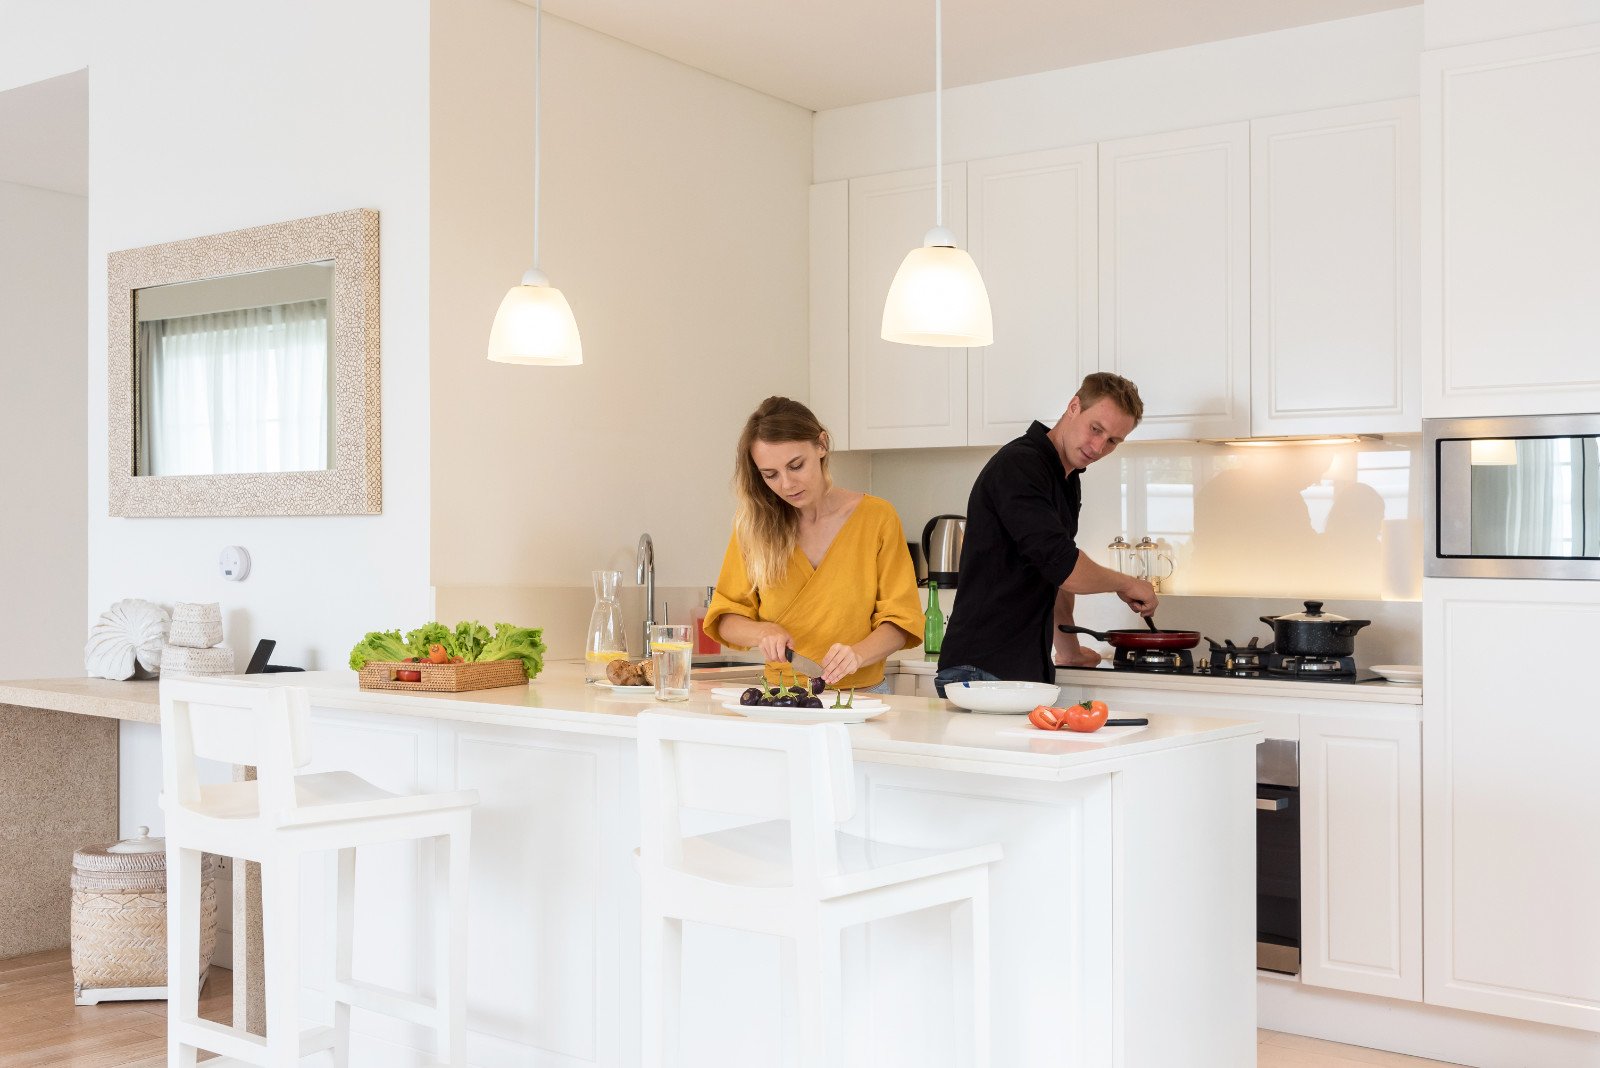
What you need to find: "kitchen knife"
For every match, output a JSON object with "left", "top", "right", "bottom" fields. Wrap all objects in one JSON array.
[{"left": 1104, "top": 718, "right": 1148, "bottom": 727}]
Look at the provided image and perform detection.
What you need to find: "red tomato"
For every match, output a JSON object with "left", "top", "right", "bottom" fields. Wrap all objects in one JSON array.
[
  {"left": 1028, "top": 705, "right": 1065, "bottom": 731},
  {"left": 395, "top": 668, "right": 422, "bottom": 682},
  {"left": 1063, "top": 699, "right": 1109, "bottom": 733}
]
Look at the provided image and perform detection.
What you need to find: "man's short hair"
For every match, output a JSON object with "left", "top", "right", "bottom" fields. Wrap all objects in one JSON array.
[{"left": 1074, "top": 372, "right": 1144, "bottom": 428}]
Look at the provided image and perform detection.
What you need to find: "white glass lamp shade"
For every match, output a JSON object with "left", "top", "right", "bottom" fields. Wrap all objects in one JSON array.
[
  {"left": 487, "top": 270, "right": 583, "bottom": 366},
  {"left": 881, "top": 228, "right": 994, "bottom": 347},
  {"left": 1469, "top": 438, "right": 1518, "bottom": 466}
]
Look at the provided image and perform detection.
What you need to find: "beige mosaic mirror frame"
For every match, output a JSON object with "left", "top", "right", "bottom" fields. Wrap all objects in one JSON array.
[{"left": 107, "top": 209, "right": 381, "bottom": 517}]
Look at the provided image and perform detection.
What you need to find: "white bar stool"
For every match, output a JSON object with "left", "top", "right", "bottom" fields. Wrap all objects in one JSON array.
[
  {"left": 160, "top": 678, "right": 478, "bottom": 1067},
  {"left": 635, "top": 711, "right": 1001, "bottom": 1067}
]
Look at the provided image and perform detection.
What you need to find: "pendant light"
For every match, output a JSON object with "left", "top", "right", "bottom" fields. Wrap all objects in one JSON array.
[
  {"left": 880, "top": 0, "right": 993, "bottom": 348},
  {"left": 488, "top": 0, "right": 583, "bottom": 366}
]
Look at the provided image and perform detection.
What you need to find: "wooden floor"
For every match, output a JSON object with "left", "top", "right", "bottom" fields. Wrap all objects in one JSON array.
[
  {"left": 0, "top": 948, "right": 231, "bottom": 1067},
  {"left": 1, "top": 947, "right": 1466, "bottom": 1067}
]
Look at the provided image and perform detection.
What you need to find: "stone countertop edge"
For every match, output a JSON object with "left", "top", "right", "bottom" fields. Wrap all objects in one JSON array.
[
  {"left": 0, "top": 677, "right": 160, "bottom": 723},
  {"left": 236, "top": 665, "right": 1261, "bottom": 784}
]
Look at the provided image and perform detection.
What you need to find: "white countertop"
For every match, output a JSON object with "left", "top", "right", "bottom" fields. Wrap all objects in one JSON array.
[
  {"left": 891, "top": 652, "right": 1422, "bottom": 704},
  {"left": 240, "top": 663, "right": 1260, "bottom": 783}
]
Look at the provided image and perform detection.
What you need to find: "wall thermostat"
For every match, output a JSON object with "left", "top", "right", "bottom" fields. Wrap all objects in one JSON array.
[{"left": 219, "top": 545, "right": 251, "bottom": 582}]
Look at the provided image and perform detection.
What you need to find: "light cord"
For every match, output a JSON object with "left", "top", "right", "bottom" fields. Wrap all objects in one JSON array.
[
  {"left": 934, "top": 0, "right": 943, "bottom": 228},
  {"left": 533, "top": 0, "right": 543, "bottom": 272}
]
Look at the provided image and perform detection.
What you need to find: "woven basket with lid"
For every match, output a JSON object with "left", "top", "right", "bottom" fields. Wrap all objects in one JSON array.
[{"left": 70, "top": 827, "right": 217, "bottom": 998}]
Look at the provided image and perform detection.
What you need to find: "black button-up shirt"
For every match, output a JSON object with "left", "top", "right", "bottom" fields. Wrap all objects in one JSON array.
[{"left": 938, "top": 421, "right": 1082, "bottom": 683}]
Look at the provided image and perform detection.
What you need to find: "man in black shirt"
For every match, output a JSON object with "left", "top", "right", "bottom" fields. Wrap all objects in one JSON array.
[{"left": 937, "top": 373, "right": 1157, "bottom": 689}]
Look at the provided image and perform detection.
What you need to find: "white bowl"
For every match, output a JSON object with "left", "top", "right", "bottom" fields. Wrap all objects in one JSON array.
[{"left": 944, "top": 680, "right": 1062, "bottom": 715}]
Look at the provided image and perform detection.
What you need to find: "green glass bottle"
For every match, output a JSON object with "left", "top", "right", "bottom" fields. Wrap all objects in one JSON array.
[{"left": 923, "top": 579, "right": 945, "bottom": 656}]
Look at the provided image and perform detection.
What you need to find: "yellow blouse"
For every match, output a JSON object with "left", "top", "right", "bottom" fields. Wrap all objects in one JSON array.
[{"left": 703, "top": 495, "right": 923, "bottom": 689}]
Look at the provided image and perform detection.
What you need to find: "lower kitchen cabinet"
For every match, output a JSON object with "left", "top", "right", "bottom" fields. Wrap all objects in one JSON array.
[
  {"left": 1298, "top": 712, "right": 1422, "bottom": 1001},
  {"left": 1423, "top": 579, "right": 1600, "bottom": 1033}
]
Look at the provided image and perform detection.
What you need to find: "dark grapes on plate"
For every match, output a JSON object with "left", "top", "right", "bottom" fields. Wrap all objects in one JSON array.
[
  {"left": 739, "top": 687, "right": 762, "bottom": 706},
  {"left": 799, "top": 697, "right": 824, "bottom": 708},
  {"left": 774, "top": 696, "right": 796, "bottom": 707}
]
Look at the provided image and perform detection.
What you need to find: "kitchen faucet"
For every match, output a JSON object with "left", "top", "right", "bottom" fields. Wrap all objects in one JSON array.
[{"left": 636, "top": 532, "right": 655, "bottom": 657}]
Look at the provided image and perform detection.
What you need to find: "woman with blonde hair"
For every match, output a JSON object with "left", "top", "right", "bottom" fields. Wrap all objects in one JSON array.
[{"left": 703, "top": 397, "right": 923, "bottom": 692}]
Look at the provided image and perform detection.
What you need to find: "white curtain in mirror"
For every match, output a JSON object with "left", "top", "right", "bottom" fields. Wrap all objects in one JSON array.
[{"left": 137, "top": 299, "right": 330, "bottom": 476}]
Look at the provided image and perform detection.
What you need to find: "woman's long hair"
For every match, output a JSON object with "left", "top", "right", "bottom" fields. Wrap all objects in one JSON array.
[{"left": 733, "top": 397, "right": 831, "bottom": 592}]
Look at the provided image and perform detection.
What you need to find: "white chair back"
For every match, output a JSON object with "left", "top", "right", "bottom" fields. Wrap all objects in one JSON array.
[
  {"left": 636, "top": 712, "right": 855, "bottom": 888},
  {"left": 160, "top": 677, "right": 312, "bottom": 826}
]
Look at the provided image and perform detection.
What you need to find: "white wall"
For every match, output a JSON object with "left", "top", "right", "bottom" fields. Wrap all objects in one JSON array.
[
  {"left": 0, "top": 0, "right": 86, "bottom": 93},
  {"left": 0, "top": 180, "right": 85, "bottom": 679},
  {"left": 88, "top": 0, "right": 434, "bottom": 673},
  {"left": 85, "top": 0, "right": 433, "bottom": 828},
  {"left": 815, "top": 7, "right": 1423, "bottom": 182},
  {"left": 430, "top": 2, "right": 813, "bottom": 654}
]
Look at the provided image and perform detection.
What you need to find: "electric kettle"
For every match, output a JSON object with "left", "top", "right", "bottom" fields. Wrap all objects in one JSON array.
[{"left": 921, "top": 515, "right": 966, "bottom": 588}]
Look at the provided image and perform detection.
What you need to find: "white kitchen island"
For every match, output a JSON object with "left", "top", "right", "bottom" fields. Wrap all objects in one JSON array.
[{"left": 220, "top": 664, "right": 1260, "bottom": 1067}]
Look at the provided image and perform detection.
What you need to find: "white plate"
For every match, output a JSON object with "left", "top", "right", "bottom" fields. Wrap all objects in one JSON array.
[
  {"left": 721, "top": 699, "right": 887, "bottom": 724},
  {"left": 1371, "top": 664, "right": 1422, "bottom": 685},
  {"left": 944, "top": 680, "right": 1062, "bottom": 715},
  {"left": 604, "top": 684, "right": 656, "bottom": 696}
]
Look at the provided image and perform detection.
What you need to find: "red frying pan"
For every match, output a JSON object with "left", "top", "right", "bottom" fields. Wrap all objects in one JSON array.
[{"left": 1058, "top": 624, "right": 1202, "bottom": 650}]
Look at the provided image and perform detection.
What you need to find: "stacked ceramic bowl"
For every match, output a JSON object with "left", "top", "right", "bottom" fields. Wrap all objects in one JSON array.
[{"left": 161, "top": 603, "right": 234, "bottom": 676}]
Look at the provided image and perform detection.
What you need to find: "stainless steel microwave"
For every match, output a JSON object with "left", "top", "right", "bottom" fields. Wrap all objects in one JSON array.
[{"left": 1425, "top": 414, "right": 1600, "bottom": 580}]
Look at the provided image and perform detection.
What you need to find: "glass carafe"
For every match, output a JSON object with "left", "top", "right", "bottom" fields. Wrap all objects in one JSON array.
[{"left": 585, "top": 569, "right": 628, "bottom": 684}]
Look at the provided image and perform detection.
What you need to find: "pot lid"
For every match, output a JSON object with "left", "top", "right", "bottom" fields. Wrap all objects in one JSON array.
[
  {"left": 105, "top": 826, "right": 165, "bottom": 853},
  {"left": 1274, "top": 600, "right": 1352, "bottom": 623}
]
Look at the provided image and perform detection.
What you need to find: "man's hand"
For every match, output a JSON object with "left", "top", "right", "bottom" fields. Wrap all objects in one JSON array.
[
  {"left": 1118, "top": 576, "right": 1158, "bottom": 617},
  {"left": 1055, "top": 643, "right": 1104, "bottom": 669}
]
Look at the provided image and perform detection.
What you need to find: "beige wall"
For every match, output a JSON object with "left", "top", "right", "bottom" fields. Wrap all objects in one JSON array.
[
  {"left": 0, "top": 180, "right": 86, "bottom": 678},
  {"left": 430, "top": 3, "right": 813, "bottom": 650}
]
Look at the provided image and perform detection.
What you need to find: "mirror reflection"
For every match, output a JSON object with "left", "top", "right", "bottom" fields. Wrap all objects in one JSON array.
[
  {"left": 1455, "top": 437, "right": 1600, "bottom": 558},
  {"left": 134, "top": 261, "right": 334, "bottom": 476}
]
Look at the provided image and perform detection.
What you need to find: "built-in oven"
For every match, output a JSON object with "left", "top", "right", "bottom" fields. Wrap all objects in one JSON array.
[
  {"left": 1256, "top": 738, "right": 1300, "bottom": 975},
  {"left": 1425, "top": 412, "right": 1600, "bottom": 581}
]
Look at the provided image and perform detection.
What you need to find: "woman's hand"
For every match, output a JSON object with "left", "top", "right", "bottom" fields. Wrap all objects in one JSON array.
[
  {"left": 752, "top": 624, "right": 794, "bottom": 665},
  {"left": 819, "top": 642, "right": 864, "bottom": 685}
]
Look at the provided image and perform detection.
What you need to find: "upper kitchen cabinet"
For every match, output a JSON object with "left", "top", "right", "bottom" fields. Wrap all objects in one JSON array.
[
  {"left": 847, "top": 166, "right": 970, "bottom": 450},
  {"left": 1250, "top": 101, "right": 1421, "bottom": 436},
  {"left": 966, "top": 146, "right": 1099, "bottom": 446},
  {"left": 1423, "top": 24, "right": 1600, "bottom": 418},
  {"left": 1099, "top": 123, "right": 1251, "bottom": 440}
]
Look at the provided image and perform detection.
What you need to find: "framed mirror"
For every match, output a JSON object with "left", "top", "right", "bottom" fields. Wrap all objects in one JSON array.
[{"left": 107, "top": 209, "right": 380, "bottom": 517}]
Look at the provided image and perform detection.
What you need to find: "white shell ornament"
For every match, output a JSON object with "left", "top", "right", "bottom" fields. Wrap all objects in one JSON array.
[{"left": 84, "top": 599, "right": 171, "bottom": 680}]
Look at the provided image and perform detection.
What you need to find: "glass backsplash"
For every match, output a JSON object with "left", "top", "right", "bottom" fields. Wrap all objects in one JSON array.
[{"left": 869, "top": 435, "right": 1423, "bottom": 601}]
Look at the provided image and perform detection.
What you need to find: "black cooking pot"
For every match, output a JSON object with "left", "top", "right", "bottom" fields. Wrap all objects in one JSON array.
[{"left": 1259, "top": 601, "right": 1371, "bottom": 658}]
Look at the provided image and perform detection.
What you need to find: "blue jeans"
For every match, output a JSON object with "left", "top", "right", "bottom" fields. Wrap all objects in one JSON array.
[{"left": 934, "top": 664, "right": 1001, "bottom": 699}]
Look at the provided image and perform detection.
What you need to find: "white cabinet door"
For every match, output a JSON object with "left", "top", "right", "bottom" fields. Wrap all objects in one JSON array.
[
  {"left": 810, "top": 180, "right": 851, "bottom": 450},
  {"left": 966, "top": 146, "right": 1098, "bottom": 446},
  {"left": 1298, "top": 712, "right": 1421, "bottom": 1001},
  {"left": 1099, "top": 123, "right": 1250, "bottom": 440},
  {"left": 1423, "top": 578, "right": 1600, "bottom": 1032},
  {"left": 849, "top": 166, "right": 969, "bottom": 450},
  {"left": 1250, "top": 101, "right": 1420, "bottom": 436},
  {"left": 1422, "top": 25, "right": 1600, "bottom": 417}
]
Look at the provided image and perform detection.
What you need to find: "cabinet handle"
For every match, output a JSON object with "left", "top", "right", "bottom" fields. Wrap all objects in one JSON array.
[{"left": 1256, "top": 797, "right": 1287, "bottom": 811}]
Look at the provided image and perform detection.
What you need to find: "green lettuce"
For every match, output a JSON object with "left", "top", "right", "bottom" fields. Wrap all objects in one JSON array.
[
  {"left": 347, "top": 629, "right": 410, "bottom": 670},
  {"left": 404, "top": 621, "right": 458, "bottom": 660},
  {"left": 453, "top": 620, "right": 492, "bottom": 661},
  {"left": 476, "top": 622, "right": 547, "bottom": 679}
]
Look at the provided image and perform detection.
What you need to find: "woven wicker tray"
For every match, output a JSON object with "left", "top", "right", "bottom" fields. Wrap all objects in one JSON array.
[{"left": 358, "top": 659, "right": 528, "bottom": 692}]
